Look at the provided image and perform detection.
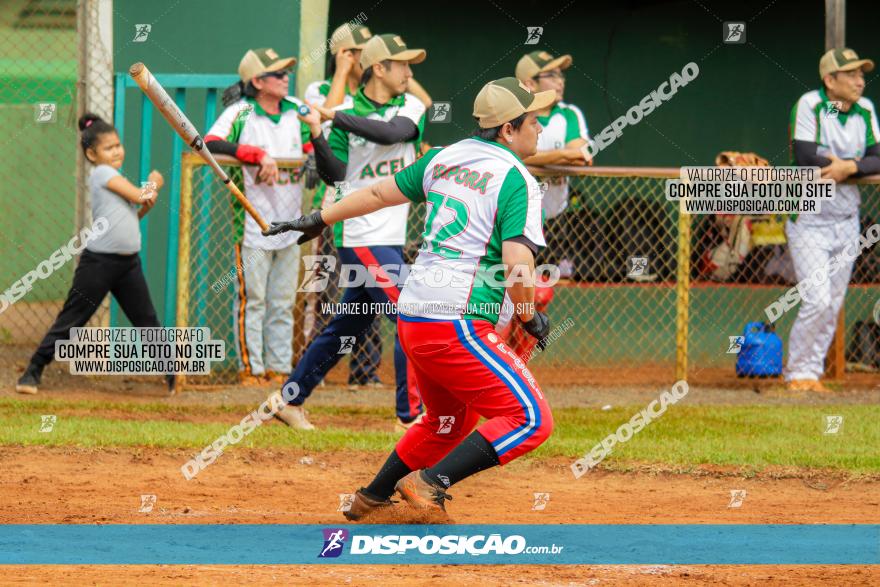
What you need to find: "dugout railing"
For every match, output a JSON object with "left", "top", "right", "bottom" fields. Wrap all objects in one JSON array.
[{"left": 175, "top": 154, "right": 880, "bottom": 389}]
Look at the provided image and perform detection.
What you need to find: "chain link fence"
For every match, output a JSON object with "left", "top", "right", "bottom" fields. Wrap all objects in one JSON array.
[
  {"left": 4, "top": 1, "right": 878, "bottom": 390},
  {"left": 0, "top": 0, "right": 113, "bottom": 389},
  {"left": 178, "top": 158, "right": 880, "bottom": 389},
  {"left": 528, "top": 169, "right": 682, "bottom": 386},
  {"left": 686, "top": 178, "right": 880, "bottom": 385},
  {"left": 180, "top": 161, "right": 683, "bottom": 388}
]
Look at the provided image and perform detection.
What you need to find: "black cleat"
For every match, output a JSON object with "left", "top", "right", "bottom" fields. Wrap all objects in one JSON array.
[{"left": 16, "top": 364, "right": 43, "bottom": 395}]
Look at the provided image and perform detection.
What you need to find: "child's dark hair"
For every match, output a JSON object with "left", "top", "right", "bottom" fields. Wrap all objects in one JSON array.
[{"left": 78, "top": 113, "right": 116, "bottom": 154}]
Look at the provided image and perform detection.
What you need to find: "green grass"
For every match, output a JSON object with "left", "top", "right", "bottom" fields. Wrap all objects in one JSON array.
[{"left": 2, "top": 399, "right": 879, "bottom": 474}]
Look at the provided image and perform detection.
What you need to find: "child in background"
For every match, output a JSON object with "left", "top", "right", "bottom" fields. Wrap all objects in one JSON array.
[{"left": 15, "top": 114, "right": 173, "bottom": 394}]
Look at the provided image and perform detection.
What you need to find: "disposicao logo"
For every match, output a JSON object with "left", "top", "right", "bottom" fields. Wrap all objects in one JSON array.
[{"left": 319, "top": 528, "right": 349, "bottom": 558}]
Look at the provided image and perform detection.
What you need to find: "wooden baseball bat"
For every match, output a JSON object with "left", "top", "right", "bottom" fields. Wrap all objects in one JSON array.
[{"left": 128, "top": 62, "right": 269, "bottom": 232}]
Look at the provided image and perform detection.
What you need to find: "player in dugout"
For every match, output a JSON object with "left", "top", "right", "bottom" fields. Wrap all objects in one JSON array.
[
  {"left": 785, "top": 48, "right": 880, "bottom": 392},
  {"left": 205, "top": 48, "right": 312, "bottom": 388},
  {"left": 499, "top": 50, "right": 592, "bottom": 359},
  {"left": 302, "top": 22, "right": 430, "bottom": 391},
  {"left": 266, "top": 33, "right": 429, "bottom": 431},
  {"left": 515, "top": 50, "right": 591, "bottom": 218}
]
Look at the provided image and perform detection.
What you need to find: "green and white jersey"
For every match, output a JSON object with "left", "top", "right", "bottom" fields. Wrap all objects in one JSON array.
[
  {"left": 394, "top": 137, "right": 546, "bottom": 324},
  {"left": 208, "top": 96, "right": 310, "bottom": 249},
  {"left": 304, "top": 79, "right": 356, "bottom": 109},
  {"left": 790, "top": 88, "right": 879, "bottom": 224},
  {"left": 536, "top": 101, "right": 589, "bottom": 218},
  {"left": 327, "top": 88, "right": 425, "bottom": 247}
]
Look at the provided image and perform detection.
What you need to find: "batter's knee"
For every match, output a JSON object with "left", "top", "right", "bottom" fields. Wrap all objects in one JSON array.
[{"left": 531, "top": 405, "right": 554, "bottom": 447}]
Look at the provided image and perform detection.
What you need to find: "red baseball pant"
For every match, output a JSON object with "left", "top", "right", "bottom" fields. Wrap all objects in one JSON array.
[{"left": 395, "top": 315, "right": 553, "bottom": 468}]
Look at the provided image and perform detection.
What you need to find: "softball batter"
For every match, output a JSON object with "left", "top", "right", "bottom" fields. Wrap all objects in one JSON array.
[{"left": 267, "top": 77, "right": 555, "bottom": 521}]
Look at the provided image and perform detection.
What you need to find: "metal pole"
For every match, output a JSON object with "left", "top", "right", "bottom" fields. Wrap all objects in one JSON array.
[
  {"left": 824, "top": 0, "right": 846, "bottom": 50},
  {"left": 75, "top": 0, "right": 88, "bottom": 236},
  {"left": 675, "top": 203, "right": 691, "bottom": 382},
  {"left": 824, "top": 0, "right": 847, "bottom": 379}
]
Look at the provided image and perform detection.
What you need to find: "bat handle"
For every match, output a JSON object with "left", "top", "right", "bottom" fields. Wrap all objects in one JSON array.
[{"left": 226, "top": 180, "right": 269, "bottom": 232}]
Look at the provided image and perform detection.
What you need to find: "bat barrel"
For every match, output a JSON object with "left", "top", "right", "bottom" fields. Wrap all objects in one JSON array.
[{"left": 127, "top": 62, "right": 269, "bottom": 232}]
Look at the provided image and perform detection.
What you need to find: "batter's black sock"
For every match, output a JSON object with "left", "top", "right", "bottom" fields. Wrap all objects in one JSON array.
[
  {"left": 364, "top": 449, "right": 412, "bottom": 501},
  {"left": 423, "top": 431, "right": 500, "bottom": 489}
]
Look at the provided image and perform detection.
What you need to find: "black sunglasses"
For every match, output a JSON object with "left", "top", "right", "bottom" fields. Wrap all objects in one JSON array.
[{"left": 260, "top": 70, "right": 290, "bottom": 80}]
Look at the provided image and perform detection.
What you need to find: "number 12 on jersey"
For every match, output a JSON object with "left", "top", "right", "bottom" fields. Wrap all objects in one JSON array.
[{"left": 420, "top": 191, "right": 470, "bottom": 259}]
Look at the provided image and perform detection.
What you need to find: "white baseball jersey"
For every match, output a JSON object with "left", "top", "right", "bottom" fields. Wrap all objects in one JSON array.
[
  {"left": 304, "top": 79, "right": 355, "bottom": 109},
  {"left": 394, "top": 137, "right": 546, "bottom": 324},
  {"left": 536, "top": 101, "right": 589, "bottom": 218},
  {"left": 207, "top": 97, "right": 310, "bottom": 249},
  {"left": 790, "top": 88, "right": 879, "bottom": 224},
  {"left": 327, "top": 89, "right": 425, "bottom": 247}
]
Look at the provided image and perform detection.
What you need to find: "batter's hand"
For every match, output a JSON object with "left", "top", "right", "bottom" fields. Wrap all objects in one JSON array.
[
  {"left": 262, "top": 210, "right": 327, "bottom": 244},
  {"left": 520, "top": 311, "right": 551, "bottom": 351}
]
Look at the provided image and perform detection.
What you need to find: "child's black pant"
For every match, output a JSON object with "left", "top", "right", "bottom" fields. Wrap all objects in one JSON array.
[{"left": 30, "top": 249, "right": 161, "bottom": 368}]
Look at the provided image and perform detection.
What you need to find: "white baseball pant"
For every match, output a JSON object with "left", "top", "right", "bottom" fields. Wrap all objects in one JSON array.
[{"left": 784, "top": 216, "right": 860, "bottom": 381}]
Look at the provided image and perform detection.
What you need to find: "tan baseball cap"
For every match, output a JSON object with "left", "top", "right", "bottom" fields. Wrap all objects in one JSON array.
[
  {"left": 819, "top": 48, "right": 874, "bottom": 78},
  {"left": 360, "top": 34, "right": 426, "bottom": 69},
  {"left": 473, "top": 77, "right": 556, "bottom": 128},
  {"left": 238, "top": 48, "right": 296, "bottom": 82},
  {"left": 329, "top": 23, "right": 372, "bottom": 54},
  {"left": 515, "top": 50, "right": 573, "bottom": 82}
]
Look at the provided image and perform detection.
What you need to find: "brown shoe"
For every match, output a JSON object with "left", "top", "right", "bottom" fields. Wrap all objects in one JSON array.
[
  {"left": 343, "top": 489, "right": 395, "bottom": 522},
  {"left": 805, "top": 379, "right": 832, "bottom": 393},
  {"left": 264, "top": 371, "right": 287, "bottom": 385},
  {"left": 788, "top": 379, "right": 831, "bottom": 393},
  {"left": 238, "top": 372, "right": 264, "bottom": 387},
  {"left": 395, "top": 470, "right": 453, "bottom": 513}
]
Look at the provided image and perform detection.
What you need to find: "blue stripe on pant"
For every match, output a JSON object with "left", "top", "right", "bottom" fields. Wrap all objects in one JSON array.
[
  {"left": 283, "top": 245, "right": 422, "bottom": 420},
  {"left": 453, "top": 320, "right": 540, "bottom": 458}
]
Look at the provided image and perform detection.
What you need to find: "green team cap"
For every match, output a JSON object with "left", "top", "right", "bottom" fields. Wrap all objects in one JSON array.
[
  {"left": 819, "top": 47, "right": 874, "bottom": 78},
  {"left": 473, "top": 77, "right": 555, "bottom": 128},
  {"left": 238, "top": 48, "right": 296, "bottom": 82},
  {"left": 515, "top": 50, "right": 572, "bottom": 82},
  {"left": 360, "top": 33, "right": 426, "bottom": 69}
]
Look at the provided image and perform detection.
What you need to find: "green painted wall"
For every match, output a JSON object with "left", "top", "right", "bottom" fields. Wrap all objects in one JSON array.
[
  {"left": 329, "top": 0, "right": 879, "bottom": 166},
  {"left": 0, "top": 5, "right": 77, "bottom": 304}
]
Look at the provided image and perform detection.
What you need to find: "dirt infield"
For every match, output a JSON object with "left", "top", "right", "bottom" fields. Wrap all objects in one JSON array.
[{"left": 2, "top": 447, "right": 879, "bottom": 585}]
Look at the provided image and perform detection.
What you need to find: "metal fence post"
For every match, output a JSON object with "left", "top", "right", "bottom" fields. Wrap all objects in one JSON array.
[
  {"left": 176, "top": 154, "right": 195, "bottom": 388},
  {"left": 675, "top": 201, "right": 691, "bottom": 381}
]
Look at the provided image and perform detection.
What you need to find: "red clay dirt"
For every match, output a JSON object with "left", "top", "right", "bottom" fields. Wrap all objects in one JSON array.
[{"left": 1, "top": 447, "right": 878, "bottom": 585}]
